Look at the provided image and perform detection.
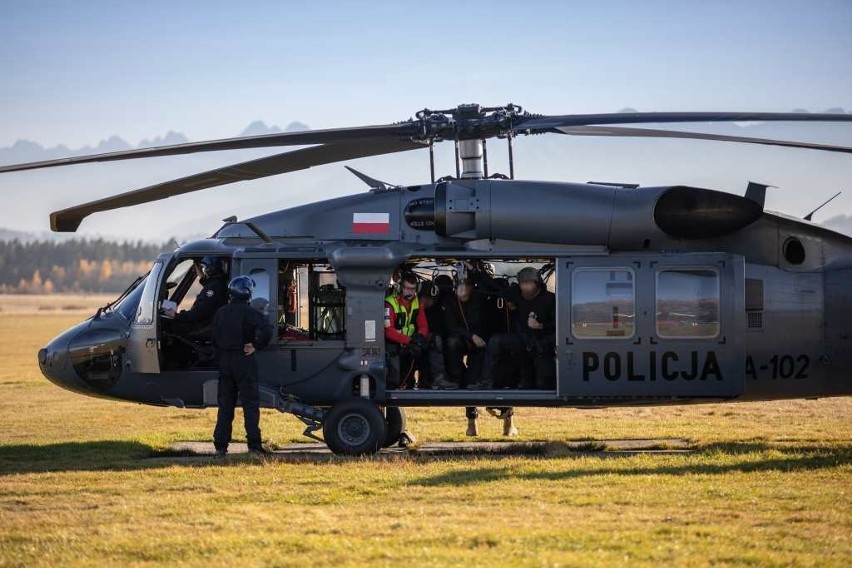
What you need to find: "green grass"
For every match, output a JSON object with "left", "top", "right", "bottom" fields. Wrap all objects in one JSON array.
[{"left": 0, "top": 314, "right": 850, "bottom": 566}]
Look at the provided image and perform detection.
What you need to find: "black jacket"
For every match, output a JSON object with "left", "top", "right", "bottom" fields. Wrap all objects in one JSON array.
[
  {"left": 508, "top": 286, "right": 556, "bottom": 339},
  {"left": 443, "top": 294, "right": 488, "bottom": 340},
  {"left": 212, "top": 302, "right": 273, "bottom": 353},
  {"left": 176, "top": 275, "right": 227, "bottom": 325}
]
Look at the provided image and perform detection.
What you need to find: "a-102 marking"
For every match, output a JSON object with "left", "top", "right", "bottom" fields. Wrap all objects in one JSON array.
[
  {"left": 580, "top": 351, "right": 811, "bottom": 381},
  {"left": 746, "top": 354, "right": 810, "bottom": 380}
]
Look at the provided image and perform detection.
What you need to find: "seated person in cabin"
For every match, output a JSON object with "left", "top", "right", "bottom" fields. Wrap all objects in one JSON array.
[
  {"left": 415, "top": 281, "right": 453, "bottom": 389},
  {"left": 443, "top": 277, "right": 489, "bottom": 389},
  {"left": 384, "top": 272, "right": 430, "bottom": 389},
  {"left": 476, "top": 266, "right": 556, "bottom": 390}
]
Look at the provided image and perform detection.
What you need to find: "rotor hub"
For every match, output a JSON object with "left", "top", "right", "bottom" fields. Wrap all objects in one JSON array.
[{"left": 413, "top": 103, "right": 528, "bottom": 142}]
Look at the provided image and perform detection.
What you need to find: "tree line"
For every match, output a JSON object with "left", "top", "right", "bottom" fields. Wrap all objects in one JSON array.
[{"left": 0, "top": 239, "right": 168, "bottom": 294}]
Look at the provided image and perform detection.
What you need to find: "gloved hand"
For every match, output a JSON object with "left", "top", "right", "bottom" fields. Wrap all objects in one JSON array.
[
  {"left": 406, "top": 333, "right": 428, "bottom": 357},
  {"left": 401, "top": 342, "right": 420, "bottom": 357}
]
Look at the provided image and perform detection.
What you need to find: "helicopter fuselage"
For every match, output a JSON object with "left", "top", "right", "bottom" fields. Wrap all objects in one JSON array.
[{"left": 37, "top": 179, "right": 852, "bottom": 411}]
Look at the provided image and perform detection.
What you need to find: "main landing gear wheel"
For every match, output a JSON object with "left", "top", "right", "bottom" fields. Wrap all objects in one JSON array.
[
  {"left": 322, "top": 399, "right": 387, "bottom": 456},
  {"left": 382, "top": 406, "right": 407, "bottom": 448}
]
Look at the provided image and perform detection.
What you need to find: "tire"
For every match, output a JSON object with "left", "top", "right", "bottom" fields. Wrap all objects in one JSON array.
[
  {"left": 382, "top": 407, "right": 407, "bottom": 448},
  {"left": 323, "top": 399, "right": 387, "bottom": 456}
]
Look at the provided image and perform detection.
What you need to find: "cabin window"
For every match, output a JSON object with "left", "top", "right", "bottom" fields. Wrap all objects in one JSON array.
[
  {"left": 248, "top": 268, "right": 270, "bottom": 304},
  {"left": 135, "top": 261, "right": 163, "bottom": 325},
  {"left": 278, "top": 260, "right": 345, "bottom": 341},
  {"left": 571, "top": 268, "right": 635, "bottom": 339},
  {"left": 656, "top": 269, "right": 720, "bottom": 338}
]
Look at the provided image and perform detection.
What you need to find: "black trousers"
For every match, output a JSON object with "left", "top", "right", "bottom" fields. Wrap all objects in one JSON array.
[
  {"left": 444, "top": 334, "right": 485, "bottom": 387},
  {"left": 388, "top": 338, "right": 449, "bottom": 389},
  {"left": 386, "top": 346, "right": 416, "bottom": 390},
  {"left": 214, "top": 351, "right": 262, "bottom": 451},
  {"left": 416, "top": 335, "right": 447, "bottom": 389},
  {"left": 482, "top": 332, "right": 556, "bottom": 390}
]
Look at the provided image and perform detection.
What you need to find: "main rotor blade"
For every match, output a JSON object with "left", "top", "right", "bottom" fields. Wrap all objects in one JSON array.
[
  {"left": 555, "top": 125, "right": 852, "bottom": 154},
  {"left": 50, "top": 138, "right": 425, "bottom": 232},
  {"left": 514, "top": 111, "right": 852, "bottom": 132},
  {"left": 1, "top": 123, "right": 417, "bottom": 174}
]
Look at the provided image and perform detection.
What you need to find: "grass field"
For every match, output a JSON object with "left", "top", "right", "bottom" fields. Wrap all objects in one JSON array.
[{"left": 0, "top": 307, "right": 850, "bottom": 566}]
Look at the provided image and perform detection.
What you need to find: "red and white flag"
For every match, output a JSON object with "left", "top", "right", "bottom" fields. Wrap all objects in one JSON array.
[{"left": 352, "top": 212, "right": 390, "bottom": 234}]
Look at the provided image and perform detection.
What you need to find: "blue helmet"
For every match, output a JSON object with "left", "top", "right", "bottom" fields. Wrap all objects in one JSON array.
[
  {"left": 199, "top": 256, "right": 224, "bottom": 278},
  {"left": 228, "top": 275, "right": 254, "bottom": 302}
]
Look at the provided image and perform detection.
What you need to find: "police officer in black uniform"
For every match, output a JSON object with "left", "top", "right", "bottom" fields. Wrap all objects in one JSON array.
[
  {"left": 164, "top": 256, "right": 228, "bottom": 340},
  {"left": 212, "top": 276, "right": 274, "bottom": 457}
]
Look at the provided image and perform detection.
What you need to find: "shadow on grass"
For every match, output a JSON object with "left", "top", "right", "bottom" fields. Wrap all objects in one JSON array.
[
  {"left": 1, "top": 440, "right": 850, "bottom": 478},
  {"left": 0, "top": 441, "right": 173, "bottom": 476},
  {"left": 411, "top": 441, "right": 852, "bottom": 487}
]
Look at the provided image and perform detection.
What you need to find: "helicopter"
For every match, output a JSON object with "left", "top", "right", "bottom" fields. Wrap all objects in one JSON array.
[{"left": 2, "top": 103, "right": 851, "bottom": 455}]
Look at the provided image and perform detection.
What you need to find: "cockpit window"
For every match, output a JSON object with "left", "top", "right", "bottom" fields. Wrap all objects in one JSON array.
[
  {"left": 167, "top": 259, "right": 195, "bottom": 290},
  {"left": 116, "top": 275, "right": 148, "bottom": 320}
]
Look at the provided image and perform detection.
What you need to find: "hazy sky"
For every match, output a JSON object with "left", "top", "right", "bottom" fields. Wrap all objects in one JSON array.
[{"left": 0, "top": 0, "right": 850, "bottom": 238}]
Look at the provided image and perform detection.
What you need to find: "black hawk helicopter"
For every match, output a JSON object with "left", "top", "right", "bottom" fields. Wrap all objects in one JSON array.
[{"left": 3, "top": 103, "right": 852, "bottom": 455}]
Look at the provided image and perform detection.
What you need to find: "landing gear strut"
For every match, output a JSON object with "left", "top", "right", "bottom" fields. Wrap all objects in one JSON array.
[
  {"left": 466, "top": 407, "right": 518, "bottom": 437},
  {"left": 269, "top": 389, "right": 392, "bottom": 456}
]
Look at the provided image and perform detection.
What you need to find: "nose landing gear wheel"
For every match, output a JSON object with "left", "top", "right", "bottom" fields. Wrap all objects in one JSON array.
[{"left": 322, "top": 399, "right": 387, "bottom": 456}]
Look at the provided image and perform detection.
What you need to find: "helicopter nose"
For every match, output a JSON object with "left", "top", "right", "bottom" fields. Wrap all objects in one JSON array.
[{"left": 37, "top": 332, "right": 90, "bottom": 394}]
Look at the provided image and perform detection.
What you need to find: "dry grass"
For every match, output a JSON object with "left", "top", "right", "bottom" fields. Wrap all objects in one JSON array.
[
  {"left": 0, "top": 293, "right": 114, "bottom": 315},
  {"left": 0, "top": 313, "right": 850, "bottom": 567}
]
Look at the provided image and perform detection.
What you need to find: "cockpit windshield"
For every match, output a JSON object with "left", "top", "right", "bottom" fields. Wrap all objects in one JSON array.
[
  {"left": 104, "top": 273, "right": 149, "bottom": 320},
  {"left": 115, "top": 275, "right": 148, "bottom": 320}
]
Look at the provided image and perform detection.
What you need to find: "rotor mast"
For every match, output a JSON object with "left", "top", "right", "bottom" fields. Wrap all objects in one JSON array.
[
  {"left": 459, "top": 139, "right": 484, "bottom": 179},
  {"left": 417, "top": 103, "right": 524, "bottom": 182}
]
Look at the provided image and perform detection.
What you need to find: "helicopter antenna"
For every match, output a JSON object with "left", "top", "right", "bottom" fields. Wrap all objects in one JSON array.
[
  {"left": 804, "top": 191, "right": 842, "bottom": 221},
  {"left": 745, "top": 181, "right": 776, "bottom": 209},
  {"left": 344, "top": 166, "right": 393, "bottom": 191}
]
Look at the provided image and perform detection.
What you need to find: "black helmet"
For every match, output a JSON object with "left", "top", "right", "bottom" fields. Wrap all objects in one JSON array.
[
  {"left": 435, "top": 274, "right": 454, "bottom": 292},
  {"left": 517, "top": 267, "right": 540, "bottom": 284},
  {"left": 199, "top": 256, "right": 224, "bottom": 279},
  {"left": 228, "top": 275, "right": 254, "bottom": 302},
  {"left": 418, "top": 281, "right": 438, "bottom": 298}
]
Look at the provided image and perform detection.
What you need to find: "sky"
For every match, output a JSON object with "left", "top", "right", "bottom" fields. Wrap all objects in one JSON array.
[{"left": 0, "top": 0, "right": 850, "bottom": 239}]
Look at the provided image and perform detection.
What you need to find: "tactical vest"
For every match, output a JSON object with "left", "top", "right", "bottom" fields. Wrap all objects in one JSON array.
[{"left": 385, "top": 295, "right": 420, "bottom": 337}]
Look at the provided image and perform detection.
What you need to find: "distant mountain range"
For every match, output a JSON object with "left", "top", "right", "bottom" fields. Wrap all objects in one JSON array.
[{"left": 0, "top": 120, "right": 310, "bottom": 166}]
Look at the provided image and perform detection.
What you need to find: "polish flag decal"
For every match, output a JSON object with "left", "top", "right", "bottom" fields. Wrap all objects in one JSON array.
[{"left": 353, "top": 212, "right": 390, "bottom": 234}]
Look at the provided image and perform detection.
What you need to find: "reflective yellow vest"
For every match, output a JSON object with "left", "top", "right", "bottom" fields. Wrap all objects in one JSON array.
[{"left": 385, "top": 295, "right": 420, "bottom": 337}]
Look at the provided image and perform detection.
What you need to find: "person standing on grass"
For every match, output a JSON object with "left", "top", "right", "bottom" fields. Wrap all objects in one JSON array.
[{"left": 212, "top": 276, "right": 273, "bottom": 458}]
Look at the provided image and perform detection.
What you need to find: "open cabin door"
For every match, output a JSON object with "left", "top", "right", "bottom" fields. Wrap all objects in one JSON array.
[
  {"left": 233, "top": 254, "right": 279, "bottom": 334},
  {"left": 127, "top": 253, "right": 171, "bottom": 374},
  {"left": 558, "top": 253, "right": 745, "bottom": 399}
]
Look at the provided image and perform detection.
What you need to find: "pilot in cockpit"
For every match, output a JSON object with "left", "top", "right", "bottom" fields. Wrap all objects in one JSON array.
[{"left": 163, "top": 256, "right": 228, "bottom": 341}]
